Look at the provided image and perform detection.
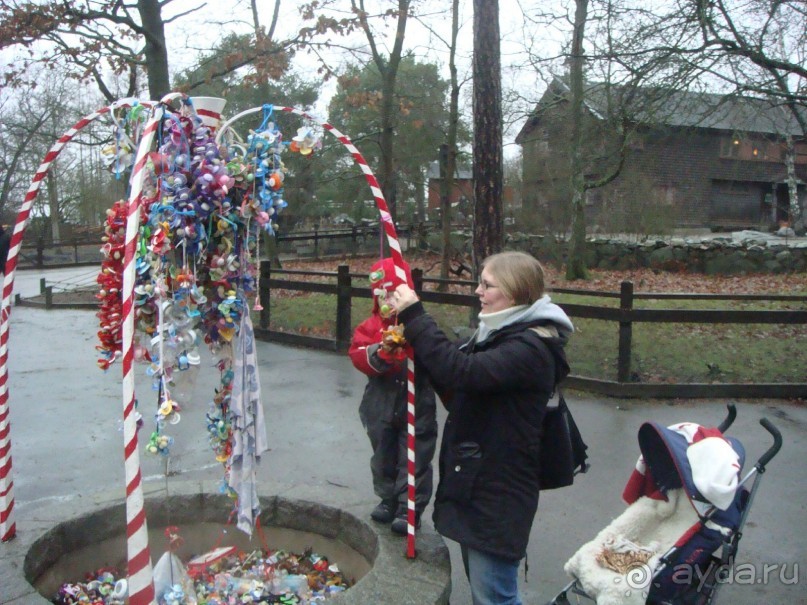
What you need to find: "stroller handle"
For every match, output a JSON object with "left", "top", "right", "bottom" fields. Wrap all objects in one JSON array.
[
  {"left": 717, "top": 403, "right": 737, "bottom": 433},
  {"left": 758, "top": 418, "right": 783, "bottom": 469}
]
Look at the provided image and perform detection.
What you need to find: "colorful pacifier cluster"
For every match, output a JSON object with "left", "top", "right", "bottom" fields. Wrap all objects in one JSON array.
[
  {"left": 53, "top": 545, "right": 351, "bottom": 605},
  {"left": 208, "top": 361, "right": 236, "bottom": 498},
  {"left": 96, "top": 199, "right": 129, "bottom": 370},
  {"left": 95, "top": 101, "right": 321, "bottom": 469}
]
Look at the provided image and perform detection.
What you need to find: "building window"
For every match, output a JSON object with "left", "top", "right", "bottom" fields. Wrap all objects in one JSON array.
[
  {"left": 720, "top": 135, "right": 742, "bottom": 158},
  {"left": 720, "top": 134, "right": 782, "bottom": 162},
  {"left": 795, "top": 141, "right": 807, "bottom": 165}
]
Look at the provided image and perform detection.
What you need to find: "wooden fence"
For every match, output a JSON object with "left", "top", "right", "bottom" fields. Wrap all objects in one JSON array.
[
  {"left": 256, "top": 263, "right": 807, "bottom": 399},
  {"left": 15, "top": 224, "right": 421, "bottom": 269}
]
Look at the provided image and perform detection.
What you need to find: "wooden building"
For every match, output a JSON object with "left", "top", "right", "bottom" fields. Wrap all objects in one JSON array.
[{"left": 516, "top": 77, "right": 807, "bottom": 232}]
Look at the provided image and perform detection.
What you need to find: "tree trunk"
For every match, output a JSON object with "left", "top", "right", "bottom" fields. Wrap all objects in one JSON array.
[
  {"left": 438, "top": 144, "right": 452, "bottom": 285},
  {"left": 785, "top": 135, "right": 801, "bottom": 224},
  {"left": 566, "top": 0, "right": 590, "bottom": 280},
  {"left": 472, "top": 0, "right": 504, "bottom": 271},
  {"left": 440, "top": 0, "right": 461, "bottom": 285},
  {"left": 137, "top": 0, "right": 171, "bottom": 99}
]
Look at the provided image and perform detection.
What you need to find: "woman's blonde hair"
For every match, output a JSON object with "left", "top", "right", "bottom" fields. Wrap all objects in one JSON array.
[{"left": 481, "top": 251, "right": 545, "bottom": 305}]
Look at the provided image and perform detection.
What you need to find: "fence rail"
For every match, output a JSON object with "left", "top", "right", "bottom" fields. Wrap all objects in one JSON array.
[
  {"left": 14, "top": 224, "right": 422, "bottom": 269},
  {"left": 23, "top": 261, "right": 806, "bottom": 398},
  {"left": 256, "top": 263, "right": 807, "bottom": 399}
]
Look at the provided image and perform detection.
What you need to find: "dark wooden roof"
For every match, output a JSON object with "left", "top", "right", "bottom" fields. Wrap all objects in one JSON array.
[{"left": 516, "top": 76, "right": 806, "bottom": 142}]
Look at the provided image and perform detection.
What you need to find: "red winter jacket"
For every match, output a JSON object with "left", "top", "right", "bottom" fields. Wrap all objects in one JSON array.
[{"left": 348, "top": 257, "right": 414, "bottom": 376}]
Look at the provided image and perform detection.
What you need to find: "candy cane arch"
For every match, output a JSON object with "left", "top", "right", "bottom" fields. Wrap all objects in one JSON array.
[
  {"left": 0, "top": 98, "right": 153, "bottom": 545},
  {"left": 219, "top": 106, "right": 419, "bottom": 558}
]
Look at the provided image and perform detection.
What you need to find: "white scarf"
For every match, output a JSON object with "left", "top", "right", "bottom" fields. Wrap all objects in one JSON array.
[{"left": 476, "top": 304, "right": 528, "bottom": 343}]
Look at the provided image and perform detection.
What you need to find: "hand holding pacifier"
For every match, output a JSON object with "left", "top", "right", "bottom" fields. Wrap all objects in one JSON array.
[{"left": 389, "top": 284, "right": 419, "bottom": 314}]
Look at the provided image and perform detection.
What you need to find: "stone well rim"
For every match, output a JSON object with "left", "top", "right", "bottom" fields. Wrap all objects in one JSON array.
[{"left": 2, "top": 480, "right": 451, "bottom": 605}]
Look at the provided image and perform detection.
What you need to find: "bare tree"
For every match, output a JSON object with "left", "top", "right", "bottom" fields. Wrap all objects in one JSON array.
[
  {"left": 517, "top": 0, "right": 806, "bottom": 275},
  {"left": 353, "top": 0, "right": 411, "bottom": 221},
  {"left": 0, "top": 70, "right": 124, "bottom": 240},
  {"left": 0, "top": 102, "right": 51, "bottom": 220},
  {"left": 589, "top": 0, "right": 806, "bottom": 227},
  {"left": 0, "top": 0, "right": 292, "bottom": 101},
  {"left": 414, "top": 0, "right": 467, "bottom": 282},
  {"left": 690, "top": 0, "right": 806, "bottom": 221},
  {"left": 298, "top": 0, "right": 424, "bottom": 223}
]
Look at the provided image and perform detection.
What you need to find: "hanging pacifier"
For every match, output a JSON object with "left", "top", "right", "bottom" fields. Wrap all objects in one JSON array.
[
  {"left": 158, "top": 398, "right": 182, "bottom": 425},
  {"left": 146, "top": 431, "right": 173, "bottom": 456},
  {"left": 374, "top": 287, "right": 394, "bottom": 318}
]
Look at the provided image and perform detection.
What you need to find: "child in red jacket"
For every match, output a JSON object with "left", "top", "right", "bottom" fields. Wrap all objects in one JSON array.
[{"left": 348, "top": 258, "right": 437, "bottom": 534}]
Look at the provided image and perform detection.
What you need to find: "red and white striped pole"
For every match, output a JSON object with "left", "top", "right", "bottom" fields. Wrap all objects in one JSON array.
[
  {"left": 120, "top": 93, "right": 197, "bottom": 604},
  {"left": 0, "top": 98, "right": 149, "bottom": 543},
  {"left": 117, "top": 95, "right": 223, "bottom": 602},
  {"left": 217, "top": 107, "right": 418, "bottom": 557}
]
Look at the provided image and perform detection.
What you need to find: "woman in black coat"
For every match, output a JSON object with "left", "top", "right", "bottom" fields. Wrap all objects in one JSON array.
[{"left": 389, "top": 251, "right": 573, "bottom": 605}]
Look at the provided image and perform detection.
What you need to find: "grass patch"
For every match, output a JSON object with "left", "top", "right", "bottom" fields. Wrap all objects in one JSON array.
[
  {"left": 564, "top": 318, "right": 619, "bottom": 381},
  {"left": 631, "top": 323, "right": 806, "bottom": 383},
  {"left": 266, "top": 292, "right": 472, "bottom": 338},
  {"left": 262, "top": 288, "right": 806, "bottom": 385},
  {"left": 267, "top": 292, "right": 339, "bottom": 336}
]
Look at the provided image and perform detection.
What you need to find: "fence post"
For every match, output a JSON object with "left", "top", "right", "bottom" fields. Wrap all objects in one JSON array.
[
  {"left": 73, "top": 239, "right": 79, "bottom": 264},
  {"left": 314, "top": 226, "right": 320, "bottom": 259},
  {"left": 412, "top": 267, "right": 423, "bottom": 293},
  {"left": 36, "top": 238, "right": 44, "bottom": 268},
  {"left": 259, "top": 260, "right": 271, "bottom": 330},
  {"left": 40, "top": 278, "right": 47, "bottom": 294},
  {"left": 44, "top": 286, "right": 53, "bottom": 309},
  {"left": 617, "top": 280, "right": 634, "bottom": 383},
  {"left": 335, "top": 265, "right": 352, "bottom": 351}
]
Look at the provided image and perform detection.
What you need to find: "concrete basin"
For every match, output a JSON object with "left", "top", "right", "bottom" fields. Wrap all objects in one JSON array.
[{"left": 1, "top": 481, "right": 451, "bottom": 604}]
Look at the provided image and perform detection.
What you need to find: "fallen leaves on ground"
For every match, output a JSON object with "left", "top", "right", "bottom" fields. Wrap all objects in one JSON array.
[{"left": 281, "top": 252, "right": 807, "bottom": 296}]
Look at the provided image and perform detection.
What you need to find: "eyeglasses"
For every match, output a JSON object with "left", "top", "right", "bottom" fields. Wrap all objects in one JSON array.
[{"left": 478, "top": 280, "right": 499, "bottom": 291}]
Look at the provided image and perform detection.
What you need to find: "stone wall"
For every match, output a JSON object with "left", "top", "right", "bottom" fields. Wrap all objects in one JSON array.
[{"left": 509, "top": 233, "right": 807, "bottom": 274}]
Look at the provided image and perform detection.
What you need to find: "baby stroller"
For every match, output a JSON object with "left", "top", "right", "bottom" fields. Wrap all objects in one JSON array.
[{"left": 548, "top": 404, "right": 782, "bottom": 605}]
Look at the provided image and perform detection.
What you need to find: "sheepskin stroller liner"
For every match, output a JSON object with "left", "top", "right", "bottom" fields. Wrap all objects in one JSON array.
[{"left": 548, "top": 405, "right": 782, "bottom": 605}]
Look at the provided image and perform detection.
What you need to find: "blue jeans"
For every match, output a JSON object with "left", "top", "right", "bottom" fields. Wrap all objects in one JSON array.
[{"left": 461, "top": 545, "right": 522, "bottom": 605}]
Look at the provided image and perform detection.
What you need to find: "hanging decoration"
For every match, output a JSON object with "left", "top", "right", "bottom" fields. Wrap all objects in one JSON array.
[
  {"left": 95, "top": 99, "right": 321, "bottom": 537},
  {"left": 0, "top": 91, "right": 416, "bottom": 605}
]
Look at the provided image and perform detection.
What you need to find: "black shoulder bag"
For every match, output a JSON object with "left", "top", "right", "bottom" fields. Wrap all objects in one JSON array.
[{"left": 538, "top": 390, "right": 590, "bottom": 490}]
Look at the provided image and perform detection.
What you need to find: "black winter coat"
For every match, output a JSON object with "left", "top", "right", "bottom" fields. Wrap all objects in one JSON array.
[{"left": 398, "top": 301, "right": 570, "bottom": 561}]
